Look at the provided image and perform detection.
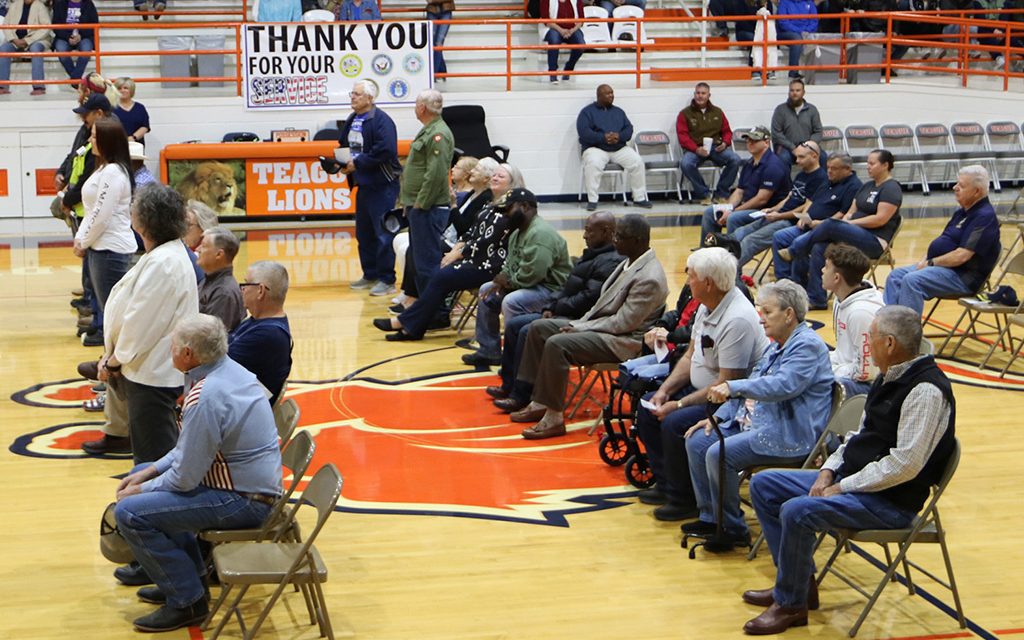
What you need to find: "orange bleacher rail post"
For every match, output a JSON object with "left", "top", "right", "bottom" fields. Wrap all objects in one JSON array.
[
  {"left": 235, "top": 23, "right": 243, "bottom": 97},
  {"left": 885, "top": 14, "right": 892, "bottom": 83},
  {"left": 94, "top": 28, "right": 103, "bottom": 76},
  {"left": 506, "top": 21, "right": 513, "bottom": 91},
  {"left": 635, "top": 18, "right": 642, "bottom": 89}
]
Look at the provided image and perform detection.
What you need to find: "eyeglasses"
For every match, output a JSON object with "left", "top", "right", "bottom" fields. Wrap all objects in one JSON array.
[
  {"left": 349, "top": 91, "right": 366, "bottom": 98},
  {"left": 700, "top": 334, "right": 715, "bottom": 355},
  {"left": 239, "top": 282, "right": 269, "bottom": 291}
]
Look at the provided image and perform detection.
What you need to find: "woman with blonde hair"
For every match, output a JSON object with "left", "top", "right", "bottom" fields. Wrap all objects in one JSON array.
[{"left": 114, "top": 77, "right": 151, "bottom": 146}]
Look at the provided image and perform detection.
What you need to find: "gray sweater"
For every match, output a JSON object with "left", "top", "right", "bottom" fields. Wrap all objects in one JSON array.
[{"left": 770, "top": 101, "right": 823, "bottom": 151}]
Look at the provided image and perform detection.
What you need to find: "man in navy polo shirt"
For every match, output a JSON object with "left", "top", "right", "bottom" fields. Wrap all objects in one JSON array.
[
  {"left": 883, "top": 165, "right": 1000, "bottom": 314},
  {"left": 772, "top": 153, "right": 863, "bottom": 282},
  {"left": 699, "top": 126, "right": 791, "bottom": 245}
]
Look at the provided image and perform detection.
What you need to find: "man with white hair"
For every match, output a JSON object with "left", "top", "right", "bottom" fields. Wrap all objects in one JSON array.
[
  {"left": 113, "top": 314, "right": 282, "bottom": 633},
  {"left": 399, "top": 89, "right": 455, "bottom": 296},
  {"left": 883, "top": 165, "right": 1000, "bottom": 315},
  {"left": 340, "top": 80, "right": 403, "bottom": 297},
  {"left": 229, "top": 260, "right": 293, "bottom": 405},
  {"left": 634, "top": 247, "right": 768, "bottom": 520},
  {"left": 742, "top": 306, "right": 956, "bottom": 635}
]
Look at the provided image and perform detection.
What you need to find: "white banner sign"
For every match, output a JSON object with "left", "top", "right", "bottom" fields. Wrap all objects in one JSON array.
[{"left": 243, "top": 21, "right": 433, "bottom": 110}]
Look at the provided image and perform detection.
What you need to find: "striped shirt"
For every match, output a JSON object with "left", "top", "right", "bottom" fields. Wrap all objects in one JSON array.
[
  {"left": 141, "top": 355, "right": 282, "bottom": 497},
  {"left": 823, "top": 355, "right": 951, "bottom": 494}
]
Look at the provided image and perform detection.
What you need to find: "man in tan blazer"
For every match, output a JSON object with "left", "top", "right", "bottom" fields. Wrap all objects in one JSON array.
[{"left": 506, "top": 214, "right": 669, "bottom": 440}]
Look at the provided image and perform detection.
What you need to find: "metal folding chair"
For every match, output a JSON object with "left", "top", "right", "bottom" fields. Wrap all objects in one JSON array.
[
  {"left": 204, "top": 463, "right": 344, "bottom": 640},
  {"left": 866, "top": 218, "right": 902, "bottom": 287},
  {"left": 815, "top": 439, "right": 965, "bottom": 637},
  {"left": 633, "top": 130, "right": 683, "bottom": 202},
  {"left": 273, "top": 397, "right": 300, "bottom": 448}
]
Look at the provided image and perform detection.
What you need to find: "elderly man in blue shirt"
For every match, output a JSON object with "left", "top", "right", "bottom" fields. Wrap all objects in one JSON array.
[
  {"left": 683, "top": 279, "right": 833, "bottom": 547},
  {"left": 883, "top": 165, "right": 1001, "bottom": 315},
  {"left": 577, "top": 84, "right": 652, "bottom": 211},
  {"left": 113, "top": 314, "right": 283, "bottom": 633}
]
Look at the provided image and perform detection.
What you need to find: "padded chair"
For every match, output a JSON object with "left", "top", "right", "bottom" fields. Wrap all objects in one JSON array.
[
  {"left": 578, "top": 143, "right": 628, "bottom": 204},
  {"left": 611, "top": 4, "right": 644, "bottom": 43},
  {"left": 819, "top": 125, "right": 845, "bottom": 158},
  {"left": 633, "top": 130, "right": 683, "bottom": 202},
  {"left": 986, "top": 121, "right": 1024, "bottom": 187},
  {"left": 581, "top": 5, "right": 613, "bottom": 46},
  {"left": 914, "top": 122, "right": 960, "bottom": 188},
  {"left": 949, "top": 121, "right": 1000, "bottom": 191},
  {"left": 313, "top": 127, "right": 340, "bottom": 142},
  {"left": 204, "top": 463, "right": 344, "bottom": 640},
  {"left": 878, "top": 124, "right": 928, "bottom": 193},
  {"left": 440, "top": 105, "right": 510, "bottom": 163},
  {"left": 866, "top": 217, "right": 902, "bottom": 287},
  {"left": 815, "top": 438, "right": 965, "bottom": 638},
  {"left": 273, "top": 397, "right": 300, "bottom": 448},
  {"left": 843, "top": 124, "right": 881, "bottom": 172},
  {"left": 937, "top": 251, "right": 1024, "bottom": 369}
]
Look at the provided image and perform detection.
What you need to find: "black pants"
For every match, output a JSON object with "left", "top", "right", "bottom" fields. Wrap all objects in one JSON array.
[{"left": 123, "top": 377, "right": 181, "bottom": 465}]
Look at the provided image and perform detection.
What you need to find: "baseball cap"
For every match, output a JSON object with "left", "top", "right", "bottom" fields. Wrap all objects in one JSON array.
[
  {"left": 740, "top": 126, "right": 771, "bottom": 142},
  {"left": 73, "top": 93, "right": 111, "bottom": 115},
  {"left": 496, "top": 188, "right": 537, "bottom": 211},
  {"left": 128, "top": 141, "right": 147, "bottom": 161}
]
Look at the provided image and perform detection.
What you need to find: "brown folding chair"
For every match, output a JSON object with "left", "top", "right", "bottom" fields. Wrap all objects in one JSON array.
[
  {"left": 200, "top": 429, "right": 316, "bottom": 546},
  {"left": 204, "top": 463, "right": 343, "bottom": 640},
  {"left": 746, "top": 386, "right": 861, "bottom": 560},
  {"left": 452, "top": 290, "right": 479, "bottom": 335},
  {"left": 815, "top": 438, "right": 965, "bottom": 637},
  {"left": 273, "top": 397, "right": 300, "bottom": 449}
]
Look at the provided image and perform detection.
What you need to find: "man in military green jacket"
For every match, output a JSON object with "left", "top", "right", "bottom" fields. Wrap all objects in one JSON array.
[{"left": 399, "top": 89, "right": 455, "bottom": 294}]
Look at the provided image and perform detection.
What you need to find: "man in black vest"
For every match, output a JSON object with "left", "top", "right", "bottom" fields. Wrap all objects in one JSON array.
[{"left": 739, "top": 305, "right": 956, "bottom": 635}]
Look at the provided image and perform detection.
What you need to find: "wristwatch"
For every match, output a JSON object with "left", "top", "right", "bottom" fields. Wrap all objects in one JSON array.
[{"left": 927, "top": 258, "right": 935, "bottom": 267}]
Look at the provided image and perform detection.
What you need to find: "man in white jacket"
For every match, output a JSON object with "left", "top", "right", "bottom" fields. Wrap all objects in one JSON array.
[{"left": 822, "top": 243, "right": 883, "bottom": 396}]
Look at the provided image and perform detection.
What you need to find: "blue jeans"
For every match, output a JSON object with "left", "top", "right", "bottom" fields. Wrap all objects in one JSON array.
[
  {"left": 635, "top": 389, "right": 704, "bottom": 506},
  {"left": 53, "top": 37, "right": 94, "bottom": 79},
  {"left": 475, "top": 283, "right": 554, "bottom": 357},
  {"left": 680, "top": 149, "right": 742, "bottom": 200},
  {"left": 355, "top": 181, "right": 399, "bottom": 285},
  {"left": 772, "top": 223, "right": 806, "bottom": 281},
  {"left": 776, "top": 30, "right": 805, "bottom": 76},
  {"left": 790, "top": 219, "right": 884, "bottom": 307},
  {"left": 837, "top": 376, "right": 873, "bottom": 397},
  {"left": 736, "top": 218, "right": 794, "bottom": 268},
  {"left": 0, "top": 41, "right": 46, "bottom": 88},
  {"left": 543, "top": 28, "right": 584, "bottom": 75},
  {"left": 883, "top": 264, "right": 972, "bottom": 315},
  {"left": 500, "top": 312, "right": 542, "bottom": 392},
  {"left": 87, "top": 249, "right": 131, "bottom": 329},
  {"left": 398, "top": 262, "right": 490, "bottom": 338},
  {"left": 687, "top": 424, "right": 807, "bottom": 534},
  {"left": 115, "top": 471, "right": 273, "bottom": 609},
  {"left": 620, "top": 353, "right": 670, "bottom": 381},
  {"left": 407, "top": 205, "right": 450, "bottom": 295},
  {"left": 750, "top": 469, "right": 917, "bottom": 608},
  {"left": 429, "top": 10, "right": 452, "bottom": 76}
]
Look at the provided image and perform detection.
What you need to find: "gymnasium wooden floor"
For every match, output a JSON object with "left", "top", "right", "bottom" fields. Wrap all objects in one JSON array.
[{"left": 2, "top": 196, "right": 1023, "bottom": 640}]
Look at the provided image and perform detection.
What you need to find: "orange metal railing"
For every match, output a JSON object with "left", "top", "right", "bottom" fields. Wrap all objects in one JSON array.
[{"left": 0, "top": 8, "right": 1021, "bottom": 96}]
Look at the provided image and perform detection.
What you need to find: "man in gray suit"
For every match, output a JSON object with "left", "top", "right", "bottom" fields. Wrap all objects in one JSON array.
[{"left": 505, "top": 214, "right": 670, "bottom": 440}]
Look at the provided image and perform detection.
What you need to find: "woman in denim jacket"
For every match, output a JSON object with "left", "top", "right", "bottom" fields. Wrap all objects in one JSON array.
[{"left": 683, "top": 279, "right": 833, "bottom": 545}]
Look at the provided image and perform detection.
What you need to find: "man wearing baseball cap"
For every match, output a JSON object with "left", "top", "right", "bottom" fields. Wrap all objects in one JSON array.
[
  {"left": 699, "top": 125, "right": 791, "bottom": 246},
  {"left": 463, "top": 188, "right": 572, "bottom": 367}
]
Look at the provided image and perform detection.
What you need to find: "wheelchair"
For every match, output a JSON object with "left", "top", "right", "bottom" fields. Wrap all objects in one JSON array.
[{"left": 597, "top": 367, "right": 664, "bottom": 489}]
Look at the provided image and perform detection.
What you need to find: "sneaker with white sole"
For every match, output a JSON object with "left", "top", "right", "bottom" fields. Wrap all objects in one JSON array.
[
  {"left": 350, "top": 278, "right": 377, "bottom": 290},
  {"left": 369, "top": 282, "right": 398, "bottom": 297}
]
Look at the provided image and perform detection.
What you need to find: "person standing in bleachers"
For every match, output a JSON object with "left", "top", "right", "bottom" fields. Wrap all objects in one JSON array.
[{"left": 114, "top": 77, "right": 150, "bottom": 147}]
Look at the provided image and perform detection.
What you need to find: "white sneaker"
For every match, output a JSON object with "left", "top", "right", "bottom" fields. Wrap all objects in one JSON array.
[
  {"left": 369, "top": 282, "right": 398, "bottom": 297},
  {"left": 391, "top": 292, "right": 407, "bottom": 305},
  {"left": 995, "top": 55, "right": 1006, "bottom": 69}
]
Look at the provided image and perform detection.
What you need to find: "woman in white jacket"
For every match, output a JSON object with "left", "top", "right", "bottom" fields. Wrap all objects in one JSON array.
[
  {"left": 100, "top": 184, "right": 199, "bottom": 467},
  {"left": 74, "top": 115, "right": 137, "bottom": 346}
]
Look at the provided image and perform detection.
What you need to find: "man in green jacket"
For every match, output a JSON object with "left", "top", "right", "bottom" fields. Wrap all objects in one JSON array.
[
  {"left": 399, "top": 88, "right": 455, "bottom": 295},
  {"left": 463, "top": 189, "right": 572, "bottom": 366}
]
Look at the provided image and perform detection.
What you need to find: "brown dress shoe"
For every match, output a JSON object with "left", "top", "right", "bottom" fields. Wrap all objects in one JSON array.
[
  {"left": 77, "top": 359, "right": 100, "bottom": 380},
  {"left": 82, "top": 435, "right": 132, "bottom": 455},
  {"left": 510, "top": 406, "right": 546, "bottom": 423},
  {"left": 485, "top": 386, "right": 509, "bottom": 399},
  {"left": 742, "top": 603, "right": 808, "bottom": 635},
  {"left": 494, "top": 397, "right": 527, "bottom": 413},
  {"left": 521, "top": 416, "right": 566, "bottom": 440},
  {"left": 742, "top": 578, "right": 818, "bottom": 610}
]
